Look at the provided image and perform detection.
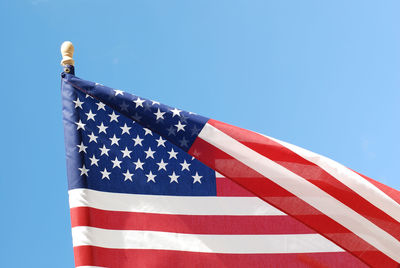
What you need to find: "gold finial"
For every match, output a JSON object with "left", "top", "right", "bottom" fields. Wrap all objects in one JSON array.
[{"left": 60, "top": 41, "right": 75, "bottom": 66}]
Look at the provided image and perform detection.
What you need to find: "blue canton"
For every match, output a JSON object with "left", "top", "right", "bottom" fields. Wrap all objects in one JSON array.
[{"left": 62, "top": 70, "right": 216, "bottom": 196}]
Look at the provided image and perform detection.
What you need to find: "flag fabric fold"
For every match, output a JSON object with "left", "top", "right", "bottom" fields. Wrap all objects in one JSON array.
[{"left": 61, "top": 67, "right": 400, "bottom": 268}]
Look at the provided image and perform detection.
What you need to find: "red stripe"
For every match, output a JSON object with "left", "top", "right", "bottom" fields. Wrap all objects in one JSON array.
[
  {"left": 74, "top": 246, "right": 367, "bottom": 268},
  {"left": 216, "top": 176, "right": 254, "bottom": 196},
  {"left": 208, "top": 119, "right": 400, "bottom": 243},
  {"left": 355, "top": 171, "right": 400, "bottom": 205},
  {"left": 70, "top": 207, "right": 315, "bottom": 234},
  {"left": 188, "top": 133, "right": 398, "bottom": 267}
]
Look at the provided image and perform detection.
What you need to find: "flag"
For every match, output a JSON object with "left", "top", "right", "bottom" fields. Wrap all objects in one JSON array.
[{"left": 61, "top": 65, "right": 400, "bottom": 268}]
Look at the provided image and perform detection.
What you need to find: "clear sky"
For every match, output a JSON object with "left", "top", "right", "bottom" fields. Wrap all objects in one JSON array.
[{"left": 1, "top": 1, "right": 399, "bottom": 267}]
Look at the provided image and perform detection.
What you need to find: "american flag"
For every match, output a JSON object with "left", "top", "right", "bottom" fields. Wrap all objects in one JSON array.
[{"left": 62, "top": 66, "right": 400, "bottom": 268}]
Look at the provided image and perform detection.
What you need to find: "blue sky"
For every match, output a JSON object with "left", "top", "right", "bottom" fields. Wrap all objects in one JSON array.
[{"left": 1, "top": 1, "right": 399, "bottom": 267}]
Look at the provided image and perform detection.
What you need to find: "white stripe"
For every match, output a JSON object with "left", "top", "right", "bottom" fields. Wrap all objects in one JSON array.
[
  {"left": 267, "top": 135, "right": 400, "bottom": 223},
  {"left": 215, "top": 171, "right": 224, "bottom": 178},
  {"left": 72, "top": 226, "right": 343, "bottom": 254},
  {"left": 198, "top": 123, "right": 400, "bottom": 262},
  {"left": 69, "top": 188, "right": 285, "bottom": 216}
]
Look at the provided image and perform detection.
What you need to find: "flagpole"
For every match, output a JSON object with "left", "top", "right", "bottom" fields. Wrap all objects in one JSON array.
[{"left": 61, "top": 41, "right": 74, "bottom": 73}]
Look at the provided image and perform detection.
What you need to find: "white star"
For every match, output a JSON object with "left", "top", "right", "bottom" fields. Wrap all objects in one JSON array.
[
  {"left": 101, "top": 168, "right": 111, "bottom": 180},
  {"left": 89, "top": 154, "right": 99, "bottom": 166},
  {"left": 97, "top": 122, "right": 108, "bottom": 134},
  {"left": 132, "top": 112, "right": 142, "bottom": 121},
  {"left": 156, "top": 159, "right": 168, "bottom": 171},
  {"left": 154, "top": 108, "right": 166, "bottom": 120},
  {"left": 143, "top": 128, "right": 153, "bottom": 136},
  {"left": 114, "top": 89, "right": 124, "bottom": 96},
  {"left": 144, "top": 147, "right": 155, "bottom": 159},
  {"left": 144, "top": 103, "right": 152, "bottom": 112},
  {"left": 151, "top": 100, "right": 160, "bottom": 105},
  {"left": 86, "top": 94, "right": 93, "bottom": 99},
  {"left": 192, "top": 149, "right": 201, "bottom": 158},
  {"left": 120, "top": 101, "right": 129, "bottom": 112},
  {"left": 109, "top": 111, "right": 120, "bottom": 122},
  {"left": 79, "top": 164, "right": 89, "bottom": 176},
  {"left": 132, "top": 135, "right": 143, "bottom": 146},
  {"left": 96, "top": 102, "right": 106, "bottom": 111},
  {"left": 111, "top": 156, "right": 122, "bottom": 169},
  {"left": 145, "top": 171, "right": 156, "bottom": 183},
  {"left": 175, "top": 121, "right": 186, "bottom": 132},
  {"left": 179, "top": 137, "right": 189, "bottom": 147},
  {"left": 75, "top": 120, "right": 86, "bottom": 130},
  {"left": 191, "top": 125, "right": 200, "bottom": 136},
  {"left": 192, "top": 172, "right": 203, "bottom": 184},
  {"left": 123, "top": 170, "right": 133, "bottom": 181},
  {"left": 167, "top": 126, "right": 176, "bottom": 136},
  {"left": 120, "top": 123, "right": 131, "bottom": 135},
  {"left": 109, "top": 134, "right": 120, "bottom": 146},
  {"left": 99, "top": 145, "right": 110, "bottom": 156},
  {"left": 88, "top": 132, "right": 98, "bottom": 143},
  {"left": 85, "top": 110, "right": 96, "bottom": 121},
  {"left": 170, "top": 108, "right": 181, "bottom": 117},
  {"left": 133, "top": 158, "right": 144, "bottom": 170},
  {"left": 180, "top": 114, "right": 188, "bottom": 123},
  {"left": 144, "top": 102, "right": 152, "bottom": 112},
  {"left": 167, "top": 148, "right": 178, "bottom": 159},
  {"left": 77, "top": 142, "right": 87, "bottom": 153},
  {"left": 155, "top": 136, "right": 166, "bottom": 147},
  {"left": 180, "top": 160, "right": 191, "bottom": 171},
  {"left": 121, "top": 147, "right": 132, "bottom": 158},
  {"left": 169, "top": 171, "right": 180, "bottom": 183},
  {"left": 73, "top": 98, "right": 84, "bottom": 109},
  {"left": 133, "top": 97, "right": 145, "bottom": 108}
]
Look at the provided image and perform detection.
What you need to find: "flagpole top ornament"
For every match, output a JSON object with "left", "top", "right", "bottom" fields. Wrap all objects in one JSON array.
[{"left": 61, "top": 41, "right": 75, "bottom": 67}]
